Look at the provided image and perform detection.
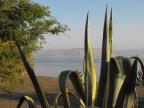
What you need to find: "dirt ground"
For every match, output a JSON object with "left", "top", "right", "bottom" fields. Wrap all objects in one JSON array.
[{"left": 0, "top": 75, "right": 144, "bottom": 108}]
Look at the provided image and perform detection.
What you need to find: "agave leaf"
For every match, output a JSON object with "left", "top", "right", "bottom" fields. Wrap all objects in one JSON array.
[
  {"left": 54, "top": 93, "right": 61, "bottom": 108},
  {"left": 115, "top": 58, "right": 138, "bottom": 108},
  {"left": 131, "top": 56, "right": 144, "bottom": 82},
  {"left": 137, "top": 71, "right": 144, "bottom": 84},
  {"left": 82, "top": 12, "right": 97, "bottom": 107},
  {"left": 102, "top": 56, "right": 133, "bottom": 108},
  {"left": 131, "top": 56, "right": 144, "bottom": 72},
  {"left": 97, "top": 7, "right": 112, "bottom": 107},
  {"left": 59, "top": 70, "right": 86, "bottom": 108},
  {"left": 14, "top": 38, "right": 49, "bottom": 108},
  {"left": 17, "top": 96, "right": 36, "bottom": 108},
  {"left": 109, "top": 8, "right": 113, "bottom": 58},
  {"left": 54, "top": 92, "right": 85, "bottom": 108},
  {"left": 137, "top": 77, "right": 144, "bottom": 84},
  {"left": 138, "top": 71, "right": 143, "bottom": 78}
]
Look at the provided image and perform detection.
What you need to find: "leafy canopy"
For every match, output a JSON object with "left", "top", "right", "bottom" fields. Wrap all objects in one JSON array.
[
  {"left": 0, "top": 0, "right": 68, "bottom": 52},
  {"left": 0, "top": 0, "right": 69, "bottom": 87}
]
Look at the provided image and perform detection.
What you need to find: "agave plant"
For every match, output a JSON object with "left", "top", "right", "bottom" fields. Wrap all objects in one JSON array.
[
  {"left": 14, "top": 7, "right": 142, "bottom": 108},
  {"left": 89, "top": 7, "right": 139, "bottom": 108},
  {"left": 55, "top": 8, "right": 110, "bottom": 108},
  {"left": 97, "top": 8, "right": 138, "bottom": 108},
  {"left": 55, "top": 12, "right": 97, "bottom": 108},
  {"left": 57, "top": 8, "right": 139, "bottom": 108}
]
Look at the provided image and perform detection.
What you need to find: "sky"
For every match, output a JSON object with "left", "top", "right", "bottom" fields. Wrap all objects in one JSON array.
[{"left": 32, "top": 0, "right": 144, "bottom": 50}]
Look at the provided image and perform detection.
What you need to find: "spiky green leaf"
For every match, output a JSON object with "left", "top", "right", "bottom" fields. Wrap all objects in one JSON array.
[
  {"left": 59, "top": 70, "right": 86, "bottom": 108},
  {"left": 109, "top": 8, "right": 113, "bottom": 58},
  {"left": 131, "top": 56, "right": 144, "bottom": 84},
  {"left": 15, "top": 38, "right": 49, "bottom": 108},
  {"left": 17, "top": 96, "right": 36, "bottom": 108},
  {"left": 102, "top": 56, "right": 134, "bottom": 108},
  {"left": 54, "top": 92, "right": 85, "bottom": 108},
  {"left": 97, "top": 7, "right": 113, "bottom": 107},
  {"left": 82, "top": 12, "right": 97, "bottom": 107},
  {"left": 115, "top": 58, "right": 138, "bottom": 108}
]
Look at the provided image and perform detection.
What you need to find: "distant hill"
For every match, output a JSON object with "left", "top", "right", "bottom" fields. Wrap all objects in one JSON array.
[
  {"left": 33, "top": 48, "right": 144, "bottom": 60},
  {"left": 33, "top": 48, "right": 144, "bottom": 78},
  {"left": 33, "top": 48, "right": 101, "bottom": 59}
]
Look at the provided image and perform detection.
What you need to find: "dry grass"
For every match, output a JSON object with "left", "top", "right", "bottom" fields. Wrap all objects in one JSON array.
[{"left": 0, "top": 75, "right": 144, "bottom": 108}]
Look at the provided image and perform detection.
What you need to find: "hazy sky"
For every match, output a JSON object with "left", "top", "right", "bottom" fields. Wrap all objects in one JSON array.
[{"left": 32, "top": 0, "right": 144, "bottom": 50}]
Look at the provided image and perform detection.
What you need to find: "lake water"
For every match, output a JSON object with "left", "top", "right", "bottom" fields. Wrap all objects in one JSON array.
[{"left": 34, "top": 58, "right": 101, "bottom": 81}]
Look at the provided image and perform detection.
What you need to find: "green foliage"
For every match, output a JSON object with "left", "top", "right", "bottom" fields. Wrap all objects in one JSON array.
[
  {"left": 15, "top": 38, "right": 50, "bottom": 108},
  {"left": 132, "top": 56, "right": 144, "bottom": 85},
  {"left": 114, "top": 58, "right": 138, "bottom": 108},
  {"left": 96, "top": 7, "right": 113, "bottom": 107},
  {"left": 102, "top": 57, "right": 138, "bottom": 108},
  {"left": 58, "top": 70, "right": 86, "bottom": 108},
  {"left": 82, "top": 13, "right": 96, "bottom": 107},
  {"left": 0, "top": 0, "right": 68, "bottom": 51},
  {"left": 54, "top": 91, "right": 85, "bottom": 108},
  {"left": 56, "top": 13, "right": 97, "bottom": 108},
  {"left": 0, "top": 0, "right": 68, "bottom": 87},
  {"left": 0, "top": 40, "right": 25, "bottom": 84},
  {"left": 56, "top": 8, "right": 139, "bottom": 108},
  {"left": 12, "top": 6, "right": 142, "bottom": 108},
  {"left": 17, "top": 96, "right": 36, "bottom": 108}
]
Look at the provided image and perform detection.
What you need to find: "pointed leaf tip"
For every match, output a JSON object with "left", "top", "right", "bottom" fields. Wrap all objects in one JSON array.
[
  {"left": 86, "top": 11, "right": 89, "bottom": 21},
  {"left": 104, "top": 6, "right": 108, "bottom": 19},
  {"left": 106, "top": 4, "right": 108, "bottom": 10},
  {"left": 87, "top": 11, "right": 89, "bottom": 15},
  {"left": 110, "top": 8, "right": 112, "bottom": 17}
]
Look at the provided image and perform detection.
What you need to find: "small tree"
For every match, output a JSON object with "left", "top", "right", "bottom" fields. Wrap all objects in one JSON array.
[{"left": 0, "top": 0, "right": 69, "bottom": 87}]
